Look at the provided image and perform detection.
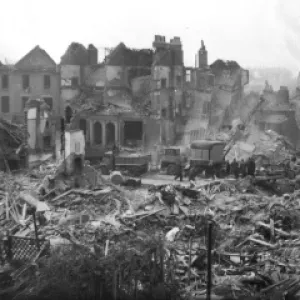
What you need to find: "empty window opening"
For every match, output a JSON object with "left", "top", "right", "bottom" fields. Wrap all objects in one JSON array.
[
  {"left": 22, "top": 96, "right": 29, "bottom": 109},
  {"left": 44, "top": 75, "right": 51, "bottom": 89},
  {"left": 71, "top": 77, "right": 79, "bottom": 87},
  {"left": 123, "top": 121, "right": 143, "bottom": 148},
  {"left": 44, "top": 97, "right": 53, "bottom": 110},
  {"left": 161, "top": 78, "right": 167, "bottom": 88},
  {"left": 65, "top": 106, "right": 73, "bottom": 124},
  {"left": 1, "top": 96, "right": 9, "bottom": 113},
  {"left": 106, "top": 122, "right": 115, "bottom": 146},
  {"left": 22, "top": 75, "right": 30, "bottom": 90},
  {"left": 93, "top": 122, "right": 103, "bottom": 144},
  {"left": 2, "top": 75, "right": 9, "bottom": 89},
  {"left": 185, "top": 70, "right": 191, "bottom": 82},
  {"left": 79, "top": 119, "right": 87, "bottom": 136}
]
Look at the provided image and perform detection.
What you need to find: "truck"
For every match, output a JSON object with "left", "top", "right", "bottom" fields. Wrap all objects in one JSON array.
[
  {"left": 99, "top": 150, "right": 151, "bottom": 177},
  {"left": 188, "top": 140, "right": 227, "bottom": 178},
  {"left": 159, "top": 147, "right": 188, "bottom": 175}
]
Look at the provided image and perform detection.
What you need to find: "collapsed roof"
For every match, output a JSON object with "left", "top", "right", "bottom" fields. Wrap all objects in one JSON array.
[{"left": 60, "top": 42, "right": 88, "bottom": 65}]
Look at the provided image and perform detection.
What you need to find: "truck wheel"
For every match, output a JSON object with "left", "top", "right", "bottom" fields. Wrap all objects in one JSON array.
[{"left": 167, "top": 164, "right": 178, "bottom": 175}]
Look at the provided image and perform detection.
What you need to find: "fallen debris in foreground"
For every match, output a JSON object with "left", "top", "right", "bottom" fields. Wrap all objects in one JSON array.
[{"left": 1, "top": 162, "right": 300, "bottom": 299}]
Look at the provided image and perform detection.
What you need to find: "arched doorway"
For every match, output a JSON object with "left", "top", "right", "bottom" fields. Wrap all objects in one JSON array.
[
  {"left": 93, "top": 122, "right": 102, "bottom": 144},
  {"left": 79, "top": 119, "right": 87, "bottom": 136},
  {"left": 106, "top": 122, "right": 115, "bottom": 146},
  {"left": 65, "top": 106, "right": 73, "bottom": 124}
]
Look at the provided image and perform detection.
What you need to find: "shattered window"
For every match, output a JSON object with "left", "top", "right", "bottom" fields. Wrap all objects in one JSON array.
[{"left": 1, "top": 96, "right": 9, "bottom": 113}]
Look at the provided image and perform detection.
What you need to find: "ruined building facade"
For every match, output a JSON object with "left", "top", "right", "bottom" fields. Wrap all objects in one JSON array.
[{"left": 0, "top": 46, "right": 60, "bottom": 152}]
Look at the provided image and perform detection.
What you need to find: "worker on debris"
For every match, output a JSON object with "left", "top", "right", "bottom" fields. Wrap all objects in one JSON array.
[
  {"left": 225, "top": 160, "right": 230, "bottom": 176},
  {"left": 174, "top": 159, "right": 183, "bottom": 182},
  {"left": 247, "top": 157, "right": 256, "bottom": 176},
  {"left": 230, "top": 158, "right": 239, "bottom": 178},
  {"left": 111, "top": 144, "right": 117, "bottom": 171},
  {"left": 189, "top": 166, "right": 197, "bottom": 182},
  {"left": 239, "top": 159, "right": 246, "bottom": 178}
]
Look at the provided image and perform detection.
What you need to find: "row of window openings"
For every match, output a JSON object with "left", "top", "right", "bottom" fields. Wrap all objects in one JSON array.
[
  {"left": 1, "top": 75, "right": 52, "bottom": 90},
  {"left": 0, "top": 96, "right": 53, "bottom": 113}
]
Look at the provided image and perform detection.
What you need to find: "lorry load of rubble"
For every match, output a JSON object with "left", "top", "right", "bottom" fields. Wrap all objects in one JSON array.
[{"left": 1, "top": 159, "right": 300, "bottom": 299}]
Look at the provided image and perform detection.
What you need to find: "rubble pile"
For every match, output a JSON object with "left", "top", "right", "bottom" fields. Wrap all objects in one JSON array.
[{"left": 2, "top": 161, "right": 300, "bottom": 299}]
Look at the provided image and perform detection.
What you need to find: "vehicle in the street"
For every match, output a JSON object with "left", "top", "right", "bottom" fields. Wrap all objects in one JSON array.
[
  {"left": 159, "top": 147, "right": 187, "bottom": 175},
  {"left": 99, "top": 150, "right": 151, "bottom": 176},
  {"left": 188, "top": 140, "right": 227, "bottom": 178}
]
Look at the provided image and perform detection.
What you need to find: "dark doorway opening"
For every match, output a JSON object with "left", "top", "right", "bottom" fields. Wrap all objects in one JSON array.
[
  {"left": 123, "top": 121, "right": 143, "bottom": 148},
  {"left": 106, "top": 122, "right": 115, "bottom": 147}
]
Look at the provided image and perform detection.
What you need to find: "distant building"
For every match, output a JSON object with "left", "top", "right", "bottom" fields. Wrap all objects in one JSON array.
[
  {"left": 0, "top": 46, "right": 60, "bottom": 151},
  {"left": 0, "top": 46, "right": 60, "bottom": 120},
  {"left": 254, "top": 86, "right": 299, "bottom": 147},
  {"left": 209, "top": 59, "right": 249, "bottom": 128}
]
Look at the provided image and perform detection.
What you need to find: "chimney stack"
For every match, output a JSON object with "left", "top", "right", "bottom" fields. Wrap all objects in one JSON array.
[
  {"left": 88, "top": 44, "right": 98, "bottom": 65},
  {"left": 198, "top": 40, "right": 207, "bottom": 68}
]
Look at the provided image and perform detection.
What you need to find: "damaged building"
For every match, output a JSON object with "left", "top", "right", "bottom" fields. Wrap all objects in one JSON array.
[
  {"left": 60, "top": 41, "right": 158, "bottom": 159},
  {"left": 254, "top": 85, "right": 300, "bottom": 147},
  {"left": 0, "top": 46, "right": 60, "bottom": 162},
  {"left": 183, "top": 41, "right": 215, "bottom": 143},
  {"left": 209, "top": 59, "right": 249, "bottom": 129}
]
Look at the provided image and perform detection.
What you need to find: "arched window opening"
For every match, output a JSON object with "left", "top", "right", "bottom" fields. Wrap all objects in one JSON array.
[
  {"left": 93, "top": 122, "right": 102, "bottom": 144},
  {"left": 106, "top": 122, "right": 115, "bottom": 146}
]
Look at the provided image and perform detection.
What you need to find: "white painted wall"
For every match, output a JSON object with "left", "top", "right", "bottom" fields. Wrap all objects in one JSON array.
[{"left": 65, "top": 130, "right": 85, "bottom": 158}]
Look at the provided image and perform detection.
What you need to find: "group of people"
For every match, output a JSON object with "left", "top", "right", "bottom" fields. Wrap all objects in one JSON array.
[
  {"left": 174, "top": 156, "right": 256, "bottom": 182},
  {"left": 226, "top": 157, "right": 256, "bottom": 179}
]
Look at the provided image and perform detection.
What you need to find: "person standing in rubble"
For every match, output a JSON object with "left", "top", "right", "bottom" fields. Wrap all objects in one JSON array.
[
  {"left": 225, "top": 160, "right": 230, "bottom": 177},
  {"left": 247, "top": 156, "right": 256, "bottom": 176},
  {"left": 231, "top": 158, "right": 239, "bottom": 179},
  {"left": 239, "top": 159, "right": 246, "bottom": 178},
  {"left": 174, "top": 158, "right": 183, "bottom": 182},
  {"left": 111, "top": 144, "right": 118, "bottom": 171}
]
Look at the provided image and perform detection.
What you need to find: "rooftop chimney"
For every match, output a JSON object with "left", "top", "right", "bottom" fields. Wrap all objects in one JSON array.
[
  {"left": 88, "top": 44, "right": 98, "bottom": 65},
  {"left": 198, "top": 40, "right": 207, "bottom": 68}
]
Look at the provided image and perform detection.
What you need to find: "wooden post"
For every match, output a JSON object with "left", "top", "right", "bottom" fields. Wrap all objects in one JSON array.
[
  {"left": 206, "top": 221, "right": 212, "bottom": 300},
  {"left": 6, "top": 231, "right": 12, "bottom": 261}
]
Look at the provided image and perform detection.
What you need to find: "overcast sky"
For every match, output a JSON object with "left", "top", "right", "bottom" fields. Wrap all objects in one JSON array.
[{"left": 1, "top": 0, "right": 300, "bottom": 73}]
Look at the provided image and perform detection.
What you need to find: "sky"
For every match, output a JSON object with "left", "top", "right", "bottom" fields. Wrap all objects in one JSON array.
[{"left": 1, "top": 0, "right": 300, "bottom": 73}]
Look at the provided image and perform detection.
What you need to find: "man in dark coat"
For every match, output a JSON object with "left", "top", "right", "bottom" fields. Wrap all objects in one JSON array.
[
  {"left": 111, "top": 144, "right": 118, "bottom": 171},
  {"left": 231, "top": 158, "right": 239, "bottom": 178},
  {"left": 174, "top": 160, "right": 183, "bottom": 182},
  {"left": 247, "top": 157, "right": 256, "bottom": 176},
  {"left": 239, "top": 159, "right": 246, "bottom": 177}
]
